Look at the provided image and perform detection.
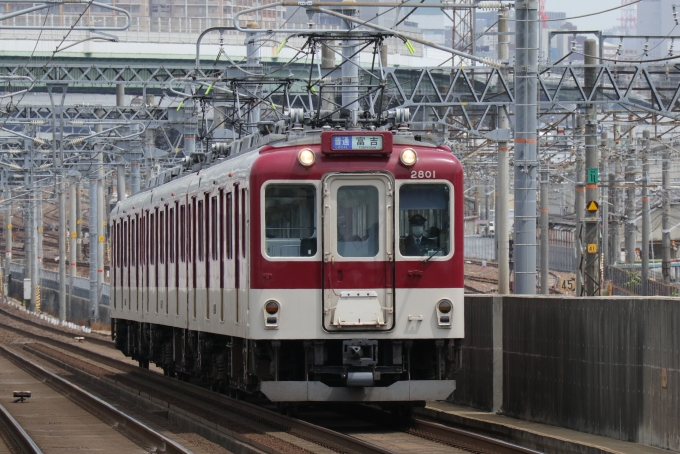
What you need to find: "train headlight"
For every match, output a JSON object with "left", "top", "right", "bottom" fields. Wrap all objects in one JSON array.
[
  {"left": 400, "top": 148, "right": 417, "bottom": 166},
  {"left": 436, "top": 299, "right": 453, "bottom": 327},
  {"left": 264, "top": 300, "right": 280, "bottom": 329},
  {"left": 298, "top": 148, "right": 315, "bottom": 167}
]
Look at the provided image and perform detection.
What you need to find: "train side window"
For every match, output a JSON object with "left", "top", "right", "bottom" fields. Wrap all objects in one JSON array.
[
  {"left": 241, "top": 188, "right": 247, "bottom": 259},
  {"left": 264, "top": 184, "right": 317, "bottom": 258},
  {"left": 191, "top": 199, "right": 196, "bottom": 263},
  {"left": 169, "top": 207, "right": 175, "bottom": 263},
  {"left": 117, "top": 221, "right": 122, "bottom": 269},
  {"left": 131, "top": 219, "right": 136, "bottom": 267},
  {"left": 180, "top": 205, "right": 186, "bottom": 262},
  {"left": 226, "top": 193, "right": 233, "bottom": 259},
  {"left": 123, "top": 220, "right": 128, "bottom": 268},
  {"left": 398, "top": 183, "right": 451, "bottom": 257},
  {"left": 139, "top": 215, "right": 144, "bottom": 268},
  {"left": 149, "top": 213, "right": 156, "bottom": 265},
  {"left": 160, "top": 211, "right": 165, "bottom": 265},
  {"left": 198, "top": 200, "right": 204, "bottom": 262},
  {"left": 211, "top": 195, "right": 218, "bottom": 261}
]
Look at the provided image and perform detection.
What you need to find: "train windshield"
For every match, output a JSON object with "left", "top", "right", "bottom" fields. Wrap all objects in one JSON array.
[
  {"left": 336, "top": 185, "right": 380, "bottom": 258},
  {"left": 264, "top": 184, "right": 317, "bottom": 257},
  {"left": 399, "top": 183, "right": 451, "bottom": 257}
]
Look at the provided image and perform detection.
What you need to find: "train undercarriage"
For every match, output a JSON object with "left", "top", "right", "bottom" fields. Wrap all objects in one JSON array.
[{"left": 113, "top": 319, "right": 462, "bottom": 402}]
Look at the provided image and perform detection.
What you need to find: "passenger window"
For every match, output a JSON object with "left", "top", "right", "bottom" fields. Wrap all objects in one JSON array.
[
  {"left": 211, "top": 196, "right": 218, "bottom": 261},
  {"left": 180, "top": 205, "right": 186, "bottom": 262},
  {"left": 160, "top": 211, "right": 165, "bottom": 264},
  {"left": 198, "top": 200, "right": 204, "bottom": 262},
  {"left": 264, "top": 184, "right": 316, "bottom": 257},
  {"left": 399, "top": 184, "right": 451, "bottom": 257},
  {"left": 226, "top": 193, "right": 233, "bottom": 259},
  {"left": 336, "top": 186, "right": 379, "bottom": 258},
  {"left": 169, "top": 208, "right": 175, "bottom": 263}
]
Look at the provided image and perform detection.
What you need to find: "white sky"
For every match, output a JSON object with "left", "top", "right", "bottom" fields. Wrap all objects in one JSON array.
[{"left": 546, "top": 0, "right": 625, "bottom": 31}]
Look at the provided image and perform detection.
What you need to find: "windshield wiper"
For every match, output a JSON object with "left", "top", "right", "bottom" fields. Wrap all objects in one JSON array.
[{"left": 422, "top": 246, "right": 445, "bottom": 263}]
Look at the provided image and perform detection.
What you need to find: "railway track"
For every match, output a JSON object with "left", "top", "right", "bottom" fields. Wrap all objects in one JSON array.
[
  {"left": 0, "top": 312, "right": 393, "bottom": 454},
  {"left": 0, "top": 402, "right": 42, "bottom": 454},
  {"left": 0, "top": 305, "right": 113, "bottom": 348},
  {"left": 0, "top": 307, "right": 540, "bottom": 454},
  {"left": 0, "top": 345, "right": 192, "bottom": 454}
]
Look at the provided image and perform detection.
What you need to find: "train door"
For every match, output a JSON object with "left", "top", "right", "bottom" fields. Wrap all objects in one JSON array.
[
  {"left": 208, "top": 192, "right": 220, "bottom": 324},
  {"left": 321, "top": 173, "right": 395, "bottom": 331},
  {"left": 223, "top": 190, "right": 236, "bottom": 324}
]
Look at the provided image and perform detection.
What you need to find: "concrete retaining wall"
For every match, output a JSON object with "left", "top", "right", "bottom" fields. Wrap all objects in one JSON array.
[
  {"left": 8, "top": 271, "right": 110, "bottom": 324},
  {"left": 454, "top": 295, "right": 680, "bottom": 452}
]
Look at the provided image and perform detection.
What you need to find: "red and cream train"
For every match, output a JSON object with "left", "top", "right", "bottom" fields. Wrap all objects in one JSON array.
[{"left": 111, "top": 124, "right": 464, "bottom": 403}]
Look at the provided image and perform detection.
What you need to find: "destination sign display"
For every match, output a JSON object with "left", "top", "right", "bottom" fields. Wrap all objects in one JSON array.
[{"left": 331, "top": 135, "right": 383, "bottom": 151}]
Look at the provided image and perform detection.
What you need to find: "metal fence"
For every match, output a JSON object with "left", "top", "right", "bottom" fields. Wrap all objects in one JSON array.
[
  {"left": 605, "top": 266, "right": 680, "bottom": 297},
  {"left": 7, "top": 263, "right": 110, "bottom": 306},
  {"left": 464, "top": 235, "right": 496, "bottom": 261},
  {"left": 464, "top": 234, "right": 577, "bottom": 273}
]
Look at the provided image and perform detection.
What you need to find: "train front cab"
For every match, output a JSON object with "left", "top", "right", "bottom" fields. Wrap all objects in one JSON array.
[{"left": 251, "top": 133, "right": 464, "bottom": 402}]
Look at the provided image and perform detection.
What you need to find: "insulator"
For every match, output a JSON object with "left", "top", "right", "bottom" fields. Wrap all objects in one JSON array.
[
  {"left": 476, "top": 1, "right": 503, "bottom": 10},
  {"left": 33, "top": 138, "right": 46, "bottom": 145},
  {"left": 30, "top": 120, "right": 45, "bottom": 126},
  {"left": 70, "top": 120, "right": 85, "bottom": 126},
  {"left": 479, "top": 57, "right": 503, "bottom": 69}
]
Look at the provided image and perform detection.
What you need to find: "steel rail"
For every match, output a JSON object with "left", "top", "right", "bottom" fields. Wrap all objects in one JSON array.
[
  {"left": 0, "top": 345, "right": 193, "bottom": 454},
  {"left": 0, "top": 305, "right": 114, "bottom": 348},
  {"left": 0, "top": 403, "right": 43, "bottom": 454},
  {"left": 410, "top": 417, "right": 543, "bottom": 454},
  {"left": 0, "top": 314, "right": 394, "bottom": 454}
]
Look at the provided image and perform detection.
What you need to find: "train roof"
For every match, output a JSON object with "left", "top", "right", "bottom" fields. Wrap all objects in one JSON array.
[{"left": 113, "top": 126, "right": 444, "bottom": 217}]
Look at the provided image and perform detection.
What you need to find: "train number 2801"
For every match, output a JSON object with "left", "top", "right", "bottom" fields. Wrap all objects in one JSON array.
[{"left": 411, "top": 170, "right": 436, "bottom": 179}]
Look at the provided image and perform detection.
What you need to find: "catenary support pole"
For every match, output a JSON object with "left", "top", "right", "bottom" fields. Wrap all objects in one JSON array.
[
  {"left": 574, "top": 119, "right": 584, "bottom": 296},
  {"left": 25, "top": 197, "right": 32, "bottom": 309},
  {"left": 601, "top": 132, "right": 609, "bottom": 271},
  {"left": 513, "top": 0, "right": 538, "bottom": 294},
  {"left": 246, "top": 23, "right": 262, "bottom": 130},
  {"left": 540, "top": 167, "right": 549, "bottom": 294},
  {"left": 34, "top": 189, "right": 43, "bottom": 314},
  {"left": 583, "top": 39, "right": 600, "bottom": 295},
  {"left": 90, "top": 122, "right": 101, "bottom": 323},
  {"left": 340, "top": 2, "right": 359, "bottom": 115},
  {"left": 76, "top": 180, "right": 82, "bottom": 261},
  {"left": 625, "top": 128, "right": 636, "bottom": 264},
  {"left": 4, "top": 190, "right": 11, "bottom": 299},
  {"left": 612, "top": 124, "right": 622, "bottom": 264},
  {"left": 641, "top": 130, "right": 650, "bottom": 295},
  {"left": 69, "top": 177, "right": 77, "bottom": 321},
  {"left": 662, "top": 142, "right": 671, "bottom": 285},
  {"left": 496, "top": 7, "right": 510, "bottom": 294}
]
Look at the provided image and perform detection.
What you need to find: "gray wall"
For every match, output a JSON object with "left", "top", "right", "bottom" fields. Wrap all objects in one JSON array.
[
  {"left": 8, "top": 269, "right": 110, "bottom": 324},
  {"left": 454, "top": 295, "right": 680, "bottom": 452}
]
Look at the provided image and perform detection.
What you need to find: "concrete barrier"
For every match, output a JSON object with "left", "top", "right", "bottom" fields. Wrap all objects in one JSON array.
[
  {"left": 454, "top": 295, "right": 680, "bottom": 452},
  {"left": 7, "top": 268, "right": 110, "bottom": 324}
]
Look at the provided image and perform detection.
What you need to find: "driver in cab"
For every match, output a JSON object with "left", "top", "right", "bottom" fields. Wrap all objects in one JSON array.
[{"left": 401, "top": 214, "right": 436, "bottom": 256}]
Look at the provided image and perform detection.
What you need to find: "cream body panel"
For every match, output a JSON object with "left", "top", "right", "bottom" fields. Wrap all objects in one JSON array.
[{"left": 248, "top": 288, "right": 463, "bottom": 340}]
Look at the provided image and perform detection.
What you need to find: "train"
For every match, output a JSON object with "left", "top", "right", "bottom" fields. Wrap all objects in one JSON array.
[{"left": 110, "top": 111, "right": 464, "bottom": 404}]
